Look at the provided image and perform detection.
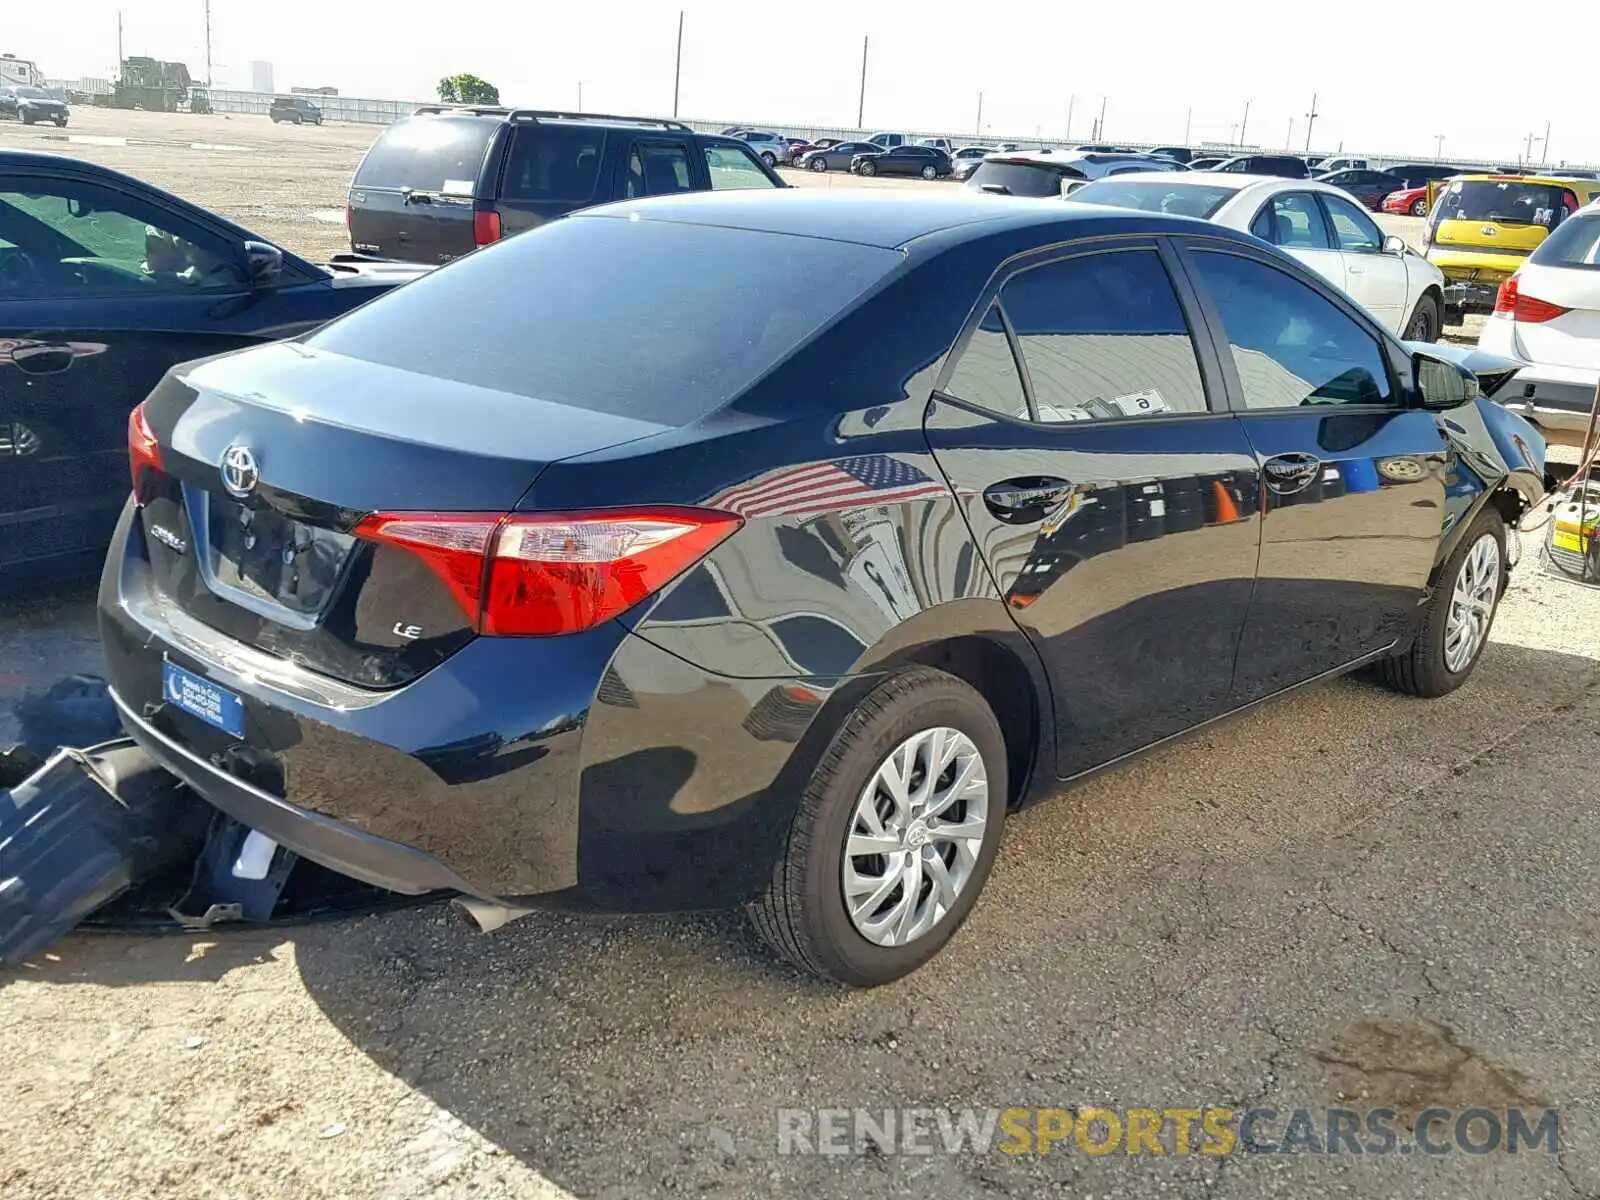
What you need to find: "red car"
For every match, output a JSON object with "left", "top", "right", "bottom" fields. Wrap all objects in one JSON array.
[
  {"left": 1383, "top": 186, "right": 1430, "bottom": 217},
  {"left": 786, "top": 137, "right": 840, "bottom": 164}
]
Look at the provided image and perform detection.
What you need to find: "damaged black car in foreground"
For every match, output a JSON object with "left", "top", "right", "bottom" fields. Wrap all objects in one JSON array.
[{"left": 97, "top": 191, "right": 1544, "bottom": 986}]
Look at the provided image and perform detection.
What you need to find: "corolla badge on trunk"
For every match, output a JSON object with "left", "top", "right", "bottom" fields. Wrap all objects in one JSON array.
[{"left": 220, "top": 444, "right": 260, "bottom": 498}]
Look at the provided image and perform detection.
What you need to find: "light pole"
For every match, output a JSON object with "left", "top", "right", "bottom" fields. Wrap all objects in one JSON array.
[
  {"left": 1096, "top": 94, "right": 1107, "bottom": 141},
  {"left": 1286, "top": 118, "right": 1293, "bottom": 149},
  {"left": 856, "top": 36, "right": 868, "bottom": 129},
  {"left": 975, "top": 90, "right": 982, "bottom": 136},
  {"left": 1239, "top": 98, "right": 1250, "bottom": 145},
  {"left": 577, "top": 81, "right": 583, "bottom": 111},
  {"left": 1183, "top": 106, "right": 1192, "bottom": 145},
  {"left": 1303, "top": 92, "right": 1318, "bottom": 154},
  {"left": 1065, "top": 94, "right": 1074, "bottom": 142},
  {"left": 203, "top": 0, "right": 212, "bottom": 88},
  {"left": 672, "top": 10, "right": 683, "bottom": 118},
  {"left": 1434, "top": 133, "right": 1445, "bottom": 161}
]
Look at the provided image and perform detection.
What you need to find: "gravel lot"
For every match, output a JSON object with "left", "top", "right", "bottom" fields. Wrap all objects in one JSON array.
[{"left": 1, "top": 110, "right": 1594, "bottom": 1200}]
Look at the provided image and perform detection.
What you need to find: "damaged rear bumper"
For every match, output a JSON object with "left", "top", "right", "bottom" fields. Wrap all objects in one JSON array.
[{"left": 110, "top": 689, "right": 484, "bottom": 898}]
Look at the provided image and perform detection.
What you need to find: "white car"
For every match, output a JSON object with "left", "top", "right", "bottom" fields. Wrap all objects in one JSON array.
[
  {"left": 1478, "top": 201, "right": 1600, "bottom": 450},
  {"left": 1068, "top": 172, "right": 1447, "bottom": 340}
]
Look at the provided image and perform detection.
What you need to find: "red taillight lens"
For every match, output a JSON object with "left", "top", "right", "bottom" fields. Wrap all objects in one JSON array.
[
  {"left": 354, "top": 507, "right": 742, "bottom": 636},
  {"left": 1494, "top": 276, "right": 1570, "bottom": 323},
  {"left": 473, "top": 210, "right": 502, "bottom": 247},
  {"left": 128, "top": 401, "right": 162, "bottom": 500}
]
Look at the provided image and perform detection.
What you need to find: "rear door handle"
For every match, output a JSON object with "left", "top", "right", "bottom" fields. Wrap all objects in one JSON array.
[
  {"left": 983, "top": 476, "right": 1074, "bottom": 525},
  {"left": 1262, "top": 452, "right": 1323, "bottom": 495},
  {"left": 11, "top": 341, "right": 76, "bottom": 375}
]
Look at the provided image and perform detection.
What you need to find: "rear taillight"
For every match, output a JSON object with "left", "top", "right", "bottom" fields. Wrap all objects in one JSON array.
[
  {"left": 128, "top": 401, "right": 162, "bottom": 500},
  {"left": 1494, "top": 275, "right": 1570, "bottom": 323},
  {"left": 354, "top": 507, "right": 742, "bottom": 636},
  {"left": 473, "top": 210, "right": 502, "bottom": 247}
]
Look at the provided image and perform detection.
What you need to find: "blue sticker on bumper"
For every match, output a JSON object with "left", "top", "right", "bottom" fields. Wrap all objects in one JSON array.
[{"left": 162, "top": 660, "right": 245, "bottom": 738}]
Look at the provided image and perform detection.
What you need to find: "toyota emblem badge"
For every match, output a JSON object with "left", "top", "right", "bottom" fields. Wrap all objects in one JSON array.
[{"left": 220, "top": 443, "right": 260, "bottom": 498}]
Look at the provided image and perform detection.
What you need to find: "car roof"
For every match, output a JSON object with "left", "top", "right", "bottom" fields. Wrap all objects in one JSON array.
[{"left": 580, "top": 187, "right": 1244, "bottom": 251}]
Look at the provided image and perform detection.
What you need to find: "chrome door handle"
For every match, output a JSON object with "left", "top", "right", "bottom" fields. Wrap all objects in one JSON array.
[{"left": 1262, "top": 452, "right": 1322, "bottom": 495}]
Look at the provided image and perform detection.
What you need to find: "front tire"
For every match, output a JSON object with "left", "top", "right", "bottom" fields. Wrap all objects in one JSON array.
[
  {"left": 809, "top": 156, "right": 828, "bottom": 172},
  {"left": 920, "top": 164, "right": 937, "bottom": 180},
  {"left": 761, "top": 151, "right": 777, "bottom": 168},
  {"left": 1410, "top": 197, "right": 1428, "bottom": 217},
  {"left": 54, "top": 117, "right": 67, "bottom": 127},
  {"left": 859, "top": 160, "right": 877, "bottom": 177},
  {"left": 749, "top": 666, "right": 1008, "bottom": 987},
  {"left": 1403, "top": 293, "right": 1441, "bottom": 343},
  {"left": 1378, "top": 506, "right": 1506, "bottom": 697}
]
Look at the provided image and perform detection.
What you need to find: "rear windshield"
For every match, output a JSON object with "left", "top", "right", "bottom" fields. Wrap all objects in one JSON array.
[
  {"left": 1070, "top": 179, "right": 1235, "bottom": 218},
  {"left": 965, "top": 161, "right": 1083, "bottom": 197},
  {"left": 354, "top": 117, "right": 496, "bottom": 193},
  {"left": 305, "top": 216, "right": 902, "bottom": 423},
  {"left": 501, "top": 124, "right": 607, "bottom": 203},
  {"left": 1435, "top": 180, "right": 1575, "bottom": 228},
  {"left": 1530, "top": 213, "right": 1600, "bottom": 269}
]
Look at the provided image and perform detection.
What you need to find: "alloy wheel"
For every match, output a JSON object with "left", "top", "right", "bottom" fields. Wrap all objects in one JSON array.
[
  {"left": 842, "top": 727, "right": 990, "bottom": 947},
  {"left": 1444, "top": 532, "right": 1500, "bottom": 673}
]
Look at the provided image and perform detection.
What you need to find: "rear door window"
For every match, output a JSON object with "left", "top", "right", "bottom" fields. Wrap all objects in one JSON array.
[
  {"left": 623, "top": 140, "right": 694, "bottom": 198},
  {"left": 998, "top": 249, "right": 1210, "bottom": 422},
  {"left": 1322, "top": 194, "right": 1383, "bottom": 253},
  {"left": 1435, "top": 180, "right": 1576, "bottom": 229},
  {"left": 501, "top": 123, "right": 608, "bottom": 203},
  {"left": 355, "top": 117, "right": 496, "bottom": 194},
  {"left": 1252, "top": 192, "right": 1331, "bottom": 250},
  {"left": 943, "top": 303, "right": 1028, "bottom": 419}
]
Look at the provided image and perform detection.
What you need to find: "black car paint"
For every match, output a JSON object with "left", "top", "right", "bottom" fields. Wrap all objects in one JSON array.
[
  {"left": 852, "top": 146, "right": 954, "bottom": 178},
  {"left": 98, "top": 192, "right": 1542, "bottom": 912},
  {"left": 0, "top": 150, "right": 429, "bottom": 579},
  {"left": 347, "top": 113, "right": 786, "bottom": 265},
  {"left": 1317, "top": 169, "right": 1406, "bottom": 211}
]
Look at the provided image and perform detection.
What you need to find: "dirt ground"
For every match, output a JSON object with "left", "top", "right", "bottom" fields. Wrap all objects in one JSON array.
[{"left": 0, "top": 110, "right": 1593, "bottom": 1200}]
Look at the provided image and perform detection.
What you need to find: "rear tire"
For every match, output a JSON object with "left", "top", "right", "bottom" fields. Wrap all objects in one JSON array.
[
  {"left": 860, "top": 160, "right": 877, "bottom": 177},
  {"left": 920, "top": 164, "right": 937, "bottom": 180},
  {"left": 1378, "top": 506, "right": 1506, "bottom": 698},
  {"left": 1403, "top": 293, "right": 1441, "bottom": 343},
  {"left": 1410, "top": 197, "right": 1428, "bottom": 217},
  {"left": 760, "top": 151, "right": 777, "bottom": 168},
  {"left": 749, "top": 666, "right": 1008, "bottom": 987},
  {"left": 809, "top": 156, "right": 828, "bottom": 172}
]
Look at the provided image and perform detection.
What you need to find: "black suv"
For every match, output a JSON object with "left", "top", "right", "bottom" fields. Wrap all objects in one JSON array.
[
  {"left": 269, "top": 96, "right": 323, "bottom": 125},
  {"left": 347, "top": 107, "right": 786, "bottom": 264}
]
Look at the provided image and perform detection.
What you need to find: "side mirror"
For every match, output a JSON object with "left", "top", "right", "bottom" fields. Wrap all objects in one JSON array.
[
  {"left": 242, "top": 240, "right": 283, "bottom": 287},
  {"left": 1383, "top": 234, "right": 1407, "bottom": 256},
  {"left": 1413, "top": 351, "right": 1479, "bottom": 410}
]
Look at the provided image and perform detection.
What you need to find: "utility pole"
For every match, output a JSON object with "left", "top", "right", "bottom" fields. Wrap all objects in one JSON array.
[
  {"left": 672, "top": 10, "right": 683, "bottom": 118},
  {"left": 1542, "top": 120, "right": 1551, "bottom": 165},
  {"left": 1096, "top": 95, "right": 1107, "bottom": 141},
  {"left": 1239, "top": 99, "right": 1250, "bottom": 146},
  {"left": 116, "top": 10, "right": 124, "bottom": 71},
  {"left": 1434, "top": 133, "right": 1445, "bottom": 160},
  {"left": 856, "top": 36, "right": 868, "bottom": 129},
  {"left": 203, "top": 0, "right": 212, "bottom": 87},
  {"left": 1065, "top": 94, "right": 1074, "bottom": 142},
  {"left": 1184, "top": 107, "right": 1192, "bottom": 145},
  {"left": 1286, "top": 118, "right": 1293, "bottom": 149},
  {"left": 975, "top": 90, "right": 983, "bottom": 136},
  {"left": 577, "top": 81, "right": 583, "bottom": 111},
  {"left": 1303, "top": 92, "right": 1319, "bottom": 154}
]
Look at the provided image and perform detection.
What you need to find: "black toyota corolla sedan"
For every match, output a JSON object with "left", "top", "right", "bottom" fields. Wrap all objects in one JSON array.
[{"left": 99, "top": 190, "right": 1545, "bottom": 986}]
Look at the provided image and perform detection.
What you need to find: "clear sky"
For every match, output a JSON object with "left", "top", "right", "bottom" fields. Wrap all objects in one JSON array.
[{"left": 9, "top": 1, "right": 1593, "bottom": 164}]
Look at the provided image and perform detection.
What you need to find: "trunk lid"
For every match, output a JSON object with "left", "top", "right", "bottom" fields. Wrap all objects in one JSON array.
[{"left": 136, "top": 341, "right": 669, "bottom": 688}]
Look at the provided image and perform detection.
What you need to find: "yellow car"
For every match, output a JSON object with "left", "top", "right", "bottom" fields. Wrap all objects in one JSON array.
[{"left": 1424, "top": 173, "right": 1600, "bottom": 322}]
